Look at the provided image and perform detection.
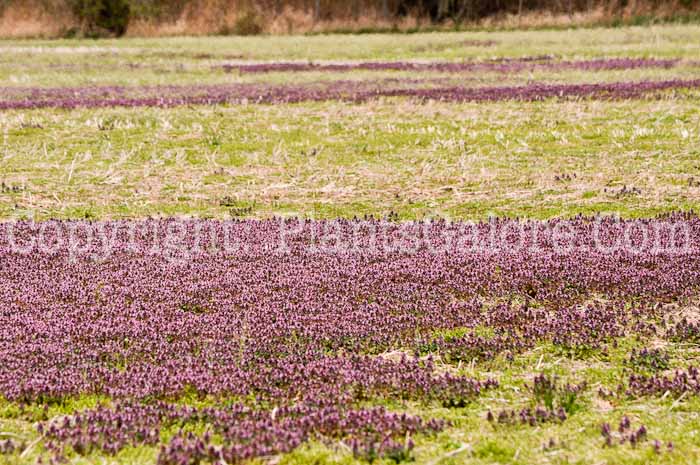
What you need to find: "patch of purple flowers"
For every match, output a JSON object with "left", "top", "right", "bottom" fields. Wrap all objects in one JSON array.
[
  {"left": 2, "top": 214, "right": 700, "bottom": 459},
  {"left": 221, "top": 57, "right": 679, "bottom": 74},
  {"left": 41, "top": 401, "right": 443, "bottom": 462},
  {"left": 488, "top": 406, "right": 568, "bottom": 426},
  {"left": 601, "top": 417, "right": 648, "bottom": 447},
  {"left": 666, "top": 318, "right": 700, "bottom": 343},
  {"left": 1, "top": 78, "right": 699, "bottom": 110},
  {"left": 627, "top": 366, "right": 700, "bottom": 398},
  {"left": 0, "top": 439, "right": 20, "bottom": 455}
]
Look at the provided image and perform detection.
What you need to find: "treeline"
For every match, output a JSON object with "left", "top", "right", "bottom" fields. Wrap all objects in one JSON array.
[{"left": 2, "top": 0, "right": 699, "bottom": 37}]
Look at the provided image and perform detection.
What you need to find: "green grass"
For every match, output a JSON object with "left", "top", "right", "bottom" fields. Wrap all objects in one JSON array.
[
  {"left": 2, "top": 24, "right": 700, "bottom": 62},
  {"left": 1, "top": 24, "right": 700, "bottom": 87},
  {"left": 1, "top": 98, "right": 699, "bottom": 220}
]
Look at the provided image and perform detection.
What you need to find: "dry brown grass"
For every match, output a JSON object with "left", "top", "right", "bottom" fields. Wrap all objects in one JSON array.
[
  {"left": 126, "top": 3, "right": 693, "bottom": 37},
  {"left": 126, "top": 0, "right": 239, "bottom": 36},
  {"left": 0, "top": 0, "right": 73, "bottom": 38},
  {"left": 263, "top": 6, "right": 422, "bottom": 35},
  {"left": 127, "top": 2, "right": 420, "bottom": 37},
  {"left": 479, "top": 8, "right": 609, "bottom": 29}
]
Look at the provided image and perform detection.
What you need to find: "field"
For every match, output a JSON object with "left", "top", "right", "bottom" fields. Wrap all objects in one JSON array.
[{"left": 1, "top": 25, "right": 700, "bottom": 465}]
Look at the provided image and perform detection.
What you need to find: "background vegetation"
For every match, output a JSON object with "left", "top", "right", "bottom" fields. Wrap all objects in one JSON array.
[{"left": 1, "top": 0, "right": 700, "bottom": 37}]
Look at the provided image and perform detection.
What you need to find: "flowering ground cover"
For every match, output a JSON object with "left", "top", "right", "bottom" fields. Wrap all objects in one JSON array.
[
  {"left": 2, "top": 215, "right": 700, "bottom": 464},
  {"left": 2, "top": 23, "right": 700, "bottom": 465},
  {"left": 221, "top": 57, "right": 681, "bottom": 74},
  {"left": 2, "top": 77, "right": 700, "bottom": 110}
]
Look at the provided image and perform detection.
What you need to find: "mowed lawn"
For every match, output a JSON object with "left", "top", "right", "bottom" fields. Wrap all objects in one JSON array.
[{"left": 1, "top": 25, "right": 700, "bottom": 465}]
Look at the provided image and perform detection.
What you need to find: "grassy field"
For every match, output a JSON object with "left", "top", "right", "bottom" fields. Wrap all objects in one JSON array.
[
  {"left": 1, "top": 26, "right": 700, "bottom": 221},
  {"left": 3, "top": 99, "right": 700, "bottom": 220},
  {"left": 1, "top": 24, "right": 700, "bottom": 465}
]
